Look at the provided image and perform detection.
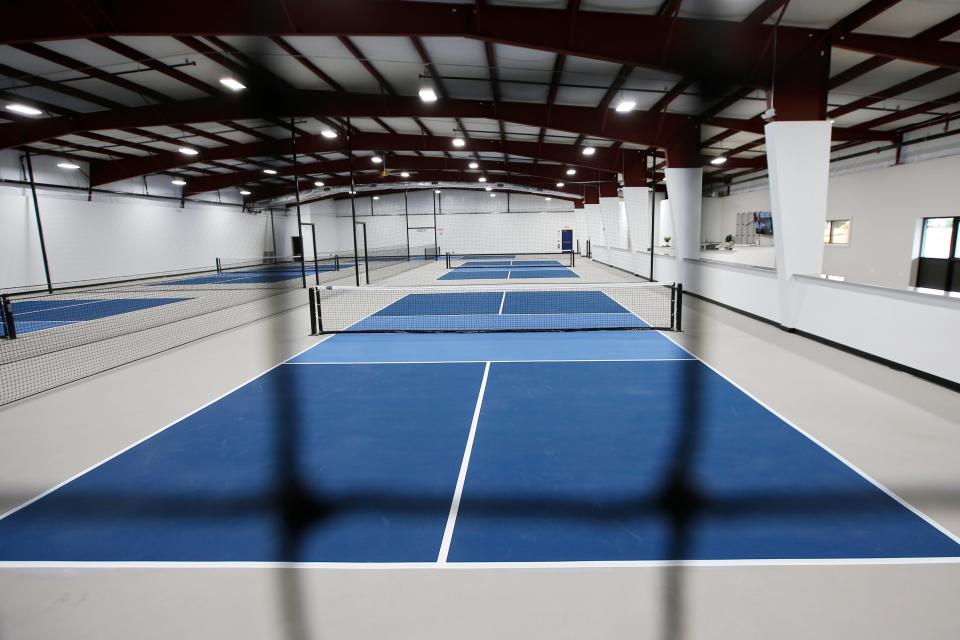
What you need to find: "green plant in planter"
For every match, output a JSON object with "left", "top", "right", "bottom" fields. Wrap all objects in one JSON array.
[
  {"left": 663, "top": 235, "right": 672, "bottom": 246},
  {"left": 724, "top": 233, "right": 734, "bottom": 248}
]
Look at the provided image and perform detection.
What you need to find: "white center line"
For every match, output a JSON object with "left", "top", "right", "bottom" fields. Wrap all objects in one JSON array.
[
  {"left": 498, "top": 291, "right": 506, "bottom": 315},
  {"left": 437, "top": 361, "right": 491, "bottom": 564}
]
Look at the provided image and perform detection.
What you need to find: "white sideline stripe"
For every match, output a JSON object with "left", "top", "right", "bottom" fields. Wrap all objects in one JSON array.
[
  {"left": 15, "top": 298, "right": 110, "bottom": 317},
  {"left": 655, "top": 327, "right": 960, "bottom": 547},
  {"left": 437, "top": 361, "right": 491, "bottom": 564},
  {"left": 1, "top": 557, "right": 958, "bottom": 570},
  {"left": 285, "top": 358, "right": 696, "bottom": 365},
  {"left": 498, "top": 292, "right": 506, "bottom": 315},
  {"left": 0, "top": 335, "right": 334, "bottom": 524}
]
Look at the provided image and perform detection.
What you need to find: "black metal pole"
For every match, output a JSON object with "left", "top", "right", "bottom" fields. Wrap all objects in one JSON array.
[
  {"left": 675, "top": 283, "right": 683, "bottom": 332},
  {"left": 649, "top": 171, "right": 656, "bottom": 282},
  {"left": 301, "top": 222, "right": 319, "bottom": 285},
  {"left": 1, "top": 296, "right": 16, "bottom": 339},
  {"left": 359, "top": 222, "right": 370, "bottom": 285},
  {"left": 347, "top": 118, "right": 361, "bottom": 286},
  {"left": 291, "top": 117, "right": 306, "bottom": 289},
  {"left": 404, "top": 189, "right": 410, "bottom": 260},
  {"left": 433, "top": 190, "right": 439, "bottom": 259},
  {"left": 270, "top": 209, "right": 277, "bottom": 258},
  {"left": 24, "top": 151, "right": 53, "bottom": 293},
  {"left": 308, "top": 287, "right": 318, "bottom": 335}
]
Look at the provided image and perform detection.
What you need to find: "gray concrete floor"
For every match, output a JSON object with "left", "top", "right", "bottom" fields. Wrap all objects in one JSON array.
[{"left": 1, "top": 259, "right": 958, "bottom": 639}]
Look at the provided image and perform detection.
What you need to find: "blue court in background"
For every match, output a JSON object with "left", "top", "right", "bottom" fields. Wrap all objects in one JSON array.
[
  {"left": 440, "top": 259, "right": 579, "bottom": 281},
  {"left": 1, "top": 295, "right": 958, "bottom": 563},
  {"left": 0, "top": 297, "right": 192, "bottom": 336}
]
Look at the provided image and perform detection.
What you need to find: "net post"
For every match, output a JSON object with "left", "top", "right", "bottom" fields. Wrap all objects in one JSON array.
[
  {"left": 335, "top": 254, "right": 340, "bottom": 271},
  {"left": 362, "top": 223, "right": 370, "bottom": 285},
  {"left": 215, "top": 257, "right": 221, "bottom": 274},
  {"left": 570, "top": 251, "right": 575, "bottom": 267},
  {"left": 308, "top": 287, "right": 318, "bottom": 335},
  {"left": 1, "top": 295, "right": 16, "bottom": 339},
  {"left": 675, "top": 283, "right": 683, "bottom": 332},
  {"left": 445, "top": 252, "right": 451, "bottom": 269}
]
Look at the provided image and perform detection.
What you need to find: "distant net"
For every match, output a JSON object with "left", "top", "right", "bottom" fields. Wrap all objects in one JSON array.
[
  {"left": 0, "top": 259, "right": 354, "bottom": 405},
  {"left": 309, "top": 282, "right": 681, "bottom": 334},
  {"left": 445, "top": 252, "right": 575, "bottom": 269}
]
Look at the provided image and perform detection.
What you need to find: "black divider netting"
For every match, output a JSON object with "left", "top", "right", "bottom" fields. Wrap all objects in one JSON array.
[
  {"left": 0, "top": 259, "right": 356, "bottom": 405},
  {"left": 445, "top": 252, "right": 574, "bottom": 269},
  {"left": 339, "top": 244, "right": 439, "bottom": 282},
  {"left": 309, "top": 282, "right": 681, "bottom": 334}
]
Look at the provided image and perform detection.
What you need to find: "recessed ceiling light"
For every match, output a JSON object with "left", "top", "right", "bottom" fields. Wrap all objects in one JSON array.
[
  {"left": 314, "top": 180, "right": 325, "bottom": 187},
  {"left": 710, "top": 156, "right": 728, "bottom": 166},
  {"left": 566, "top": 168, "right": 576, "bottom": 176},
  {"left": 57, "top": 162, "right": 80, "bottom": 170},
  {"left": 5, "top": 103, "right": 42, "bottom": 116},
  {"left": 178, "top": 147, "right": 199, "bottom": 156},
  {"left": 582, "top": 146, "right": 596, "bottom": 156},
  {"left": 371, "top": 156, "right": 382, "bottom": 164},
  {"left": 556, "top": 182, "right": 565, "bottom": 188},
  {"left": 478, "top": 176, "right": 487, "bottom": 183},
  {"left": 400, "top": 171, "right": 410, "bottom": 178},
  {"left": 263, "top": 168, "right": 277, "bottom": 175},
  {"left": 219, "top": 77, "right": 246, "bottom": 91},
  {"left": 452, "top": 137, "right": 466, "bottom": 147},
  {"left": 321, "top": 128, "right": 338, "bottom": 139},
  {"left": 171, "top": 178, "right": 187, "bottom": 186},
  {"left": 418, "top": 86, "right": 438, "bottom": 102},
  {"left": 240, "top": 190, "right": 251, "bottom": 196},
  {"left": 615, "top": 99, "right": 636, "bottom": 113},
  {"left": 468, "top": 161, "right": 479, "bottom": 169}
]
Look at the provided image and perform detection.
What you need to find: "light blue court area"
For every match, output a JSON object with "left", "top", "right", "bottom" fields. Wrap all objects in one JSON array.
[
  {"left": 0, "top": 297, "right": 192, "bottom": 336},
  {"left": 1, "top": 330, "right": 959, "bottom": 564},
  {"left": 438, "top": 267, "right": 579, "bottom": 280},
  {"left": 461, "top": 260, "right": 565, "bottom": 267},
  {"left": 347, "top": 290, "right": 646, "bottom": 331}
]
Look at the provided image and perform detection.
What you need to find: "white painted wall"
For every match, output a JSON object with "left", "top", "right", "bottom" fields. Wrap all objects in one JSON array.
[
  {"left": 1, "top": 185, "right": 298, "bottom": 290},
  {"left": 704, "top": 153, "right": 960, "bottom": 289}
]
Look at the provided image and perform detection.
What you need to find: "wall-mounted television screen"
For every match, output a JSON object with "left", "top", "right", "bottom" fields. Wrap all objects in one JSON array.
[{"left": 754, "top": 211, "right": 773, "bottom": 235}]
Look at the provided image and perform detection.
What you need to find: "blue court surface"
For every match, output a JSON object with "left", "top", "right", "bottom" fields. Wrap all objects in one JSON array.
[
  {"left": 439, "top": 267, "right": 579, "bottom": 280},
  {"left": 348, "top": 290, "right": 647, "bottom": 331},
  {"left": 0, "top": 297, "right": 192, "bottom": 336},
  {"left": 1, "top": 322, "right": 959, "bottom": 565}
]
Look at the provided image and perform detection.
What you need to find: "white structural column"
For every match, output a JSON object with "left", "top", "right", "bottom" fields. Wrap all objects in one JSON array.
[
  {"left": 623, "top": 186, "right": 652, "bottom": 252},
  {"left": 583, "top": 201, "right": 606, "bottom": 251},
  {"left": 598, "top": 195, "right": 627, "bottom": 249},
  {"left": 664, "top": 168, "right": 703, "bottom": 285},
  {"left": 765, "top": 121, "right": 832, "bottom": 328}
]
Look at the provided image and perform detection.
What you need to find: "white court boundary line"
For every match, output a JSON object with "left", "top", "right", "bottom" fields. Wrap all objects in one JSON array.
[
  {"left": 0, "top": 334, "right": 334, "bottom": 524},
  {"left": 286, "top": 358, "right": 697, "bottom": 365},
  {"left": 3, "top": 289, "right": 959, "bottom": 567},
  {"left": 437, "top": 361, "right": 490, "bottom": 563},
  {"left": 498, "top": 291, "right": 506, "bottom": 314}
]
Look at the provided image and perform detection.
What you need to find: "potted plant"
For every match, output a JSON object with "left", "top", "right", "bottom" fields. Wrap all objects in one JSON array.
[
  {"left": 725, "top": 233, "right": 734, "bottom": 249},
  {"left": 663, "top": 235, "right": 672, "bottom": 247}
]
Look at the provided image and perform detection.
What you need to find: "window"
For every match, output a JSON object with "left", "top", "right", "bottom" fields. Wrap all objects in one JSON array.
[
  {"left": 921, "top": 217, "right": 954, "bottom": 259},
  {"left": 824, "top": 219, "right": 851, "bottom": 245}
]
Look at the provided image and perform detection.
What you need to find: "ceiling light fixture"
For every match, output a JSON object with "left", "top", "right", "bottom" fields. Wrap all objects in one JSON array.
[
  {"left": 321, "top": 128, "right": 338, "bottom": 139},
  {"left": 485, "top": 186, "right": 492, "bottom": 191},
  {"left": 373, "top": 196, "right": 380, "bottom": 200},
  {"left": 263, "top": 168, "right": 277, "bottom": 175},
  {"left": 178, "top": 147, "right": 199, "bottom": 156},
  {"left": 5, "top": 103, "right": 42, "bottom": 116},
  {"left": 434, "top": 189, "right": 441, "bottom": 194},
  {"left": 400, "top": 171, "right": 410, "bottom": 178},
  {"left": 57, "top": 162, "right": 80, "bottom": 170},
  {"left": 582, "top": 146, "right": 596, "bottom": 156},
  {"left": 371, "top": 156, "right": 383, "bottom": 164},
  {"left": 556, "top": 182, "right": 565, "bottom": 188},
  {"left": 419, "top": 86, "right": 438, "bottom": 103},
  {"left": 452, "top": 137, "right": 466, "bottom": 147},
  {"left": 240, "top": 189, "right": 251, "bottom": 195},
  {"left": 545, "top": 197, "right": 552, "bottom": 201},
  {"left": 478, "top": 176, "right": 487, "bottom": 183},
  {"left": 468, "top": 161, "right": 479, "bottom": 169},
  {"left": 566, "top": 168, "right": 576, "bottom": 176},
  {"left": 219, "top": 77, "right": 246, "bottom": 91},
  {"left": 615, "top": 99, "right": 636, "bottom": 113},
  {"left": 489, "top": 193, "right": 496, "bottom": 198},
  {"left": 314, "top": 180, "right": 325, "bottom": 187},
  {"left": 171, "top": 178, "right": 187, "bottom": 186},
  {"left": 711, "top": 156, "right": 728, "bottom": 166}
]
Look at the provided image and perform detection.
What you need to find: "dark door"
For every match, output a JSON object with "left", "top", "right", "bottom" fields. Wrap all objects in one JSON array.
[
  {"left": 916, "top": 217, "right": 959, "bottom": 292},
  {"left": 291, "top": 235, "right": 303, "bottom": 261},
  {"left": 560, "top": 229, "right": 573, "bottom": 253}
]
